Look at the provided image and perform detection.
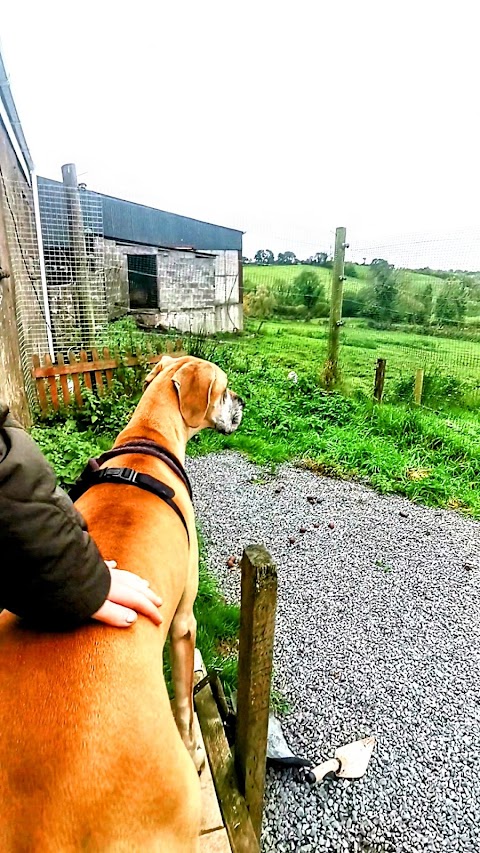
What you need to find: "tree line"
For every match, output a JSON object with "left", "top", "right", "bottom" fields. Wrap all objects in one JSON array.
[
  {"left": 243, "top": 257, "right": 480, "bottom": 329},
  {"left": 244, "top": 250, "right": 330, "bottom": 266}
]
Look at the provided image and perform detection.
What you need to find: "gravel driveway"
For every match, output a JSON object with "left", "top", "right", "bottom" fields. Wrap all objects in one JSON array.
[{"left": 188, "top": 451, "right": 480, "bottom": 853}]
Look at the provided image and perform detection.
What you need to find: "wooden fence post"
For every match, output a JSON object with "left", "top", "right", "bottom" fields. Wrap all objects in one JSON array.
[
  {"left": 414, "top": 368, "right": 424, "bottom": 405},
  {"left": 324, "top": 226, "right": 347, "bottom": 389},
  {"left": 374, "top": 358, "right": 386, "bottom": 402},
  {"left": 235, "top": 544, "right": 277, "bottom": 843},
  {"left": 193, "top": 653, "right": 259, "bottom": 853}
]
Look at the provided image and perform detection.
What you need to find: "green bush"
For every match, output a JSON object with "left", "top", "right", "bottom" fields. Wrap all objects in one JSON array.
[
  {"left": 315, "top": 300, "right": 330, "bottom": 318},
  {"left": 342, "top": 290, "right": 364, "bottom": 317},
  {"left": 244, "top": 285, "right": 276, "bottom": 319},
  {"left": 293, "top": 269, "right": 325, "bottom": 317},
  {"left": 31, "top": 421, "right": 113, "bottom": 488},
  {"left": 344, "top": 262, "right": 359, "bottom": 278},
  {"left": 274, "top": 304, "right": 308, "bottom": 319}
]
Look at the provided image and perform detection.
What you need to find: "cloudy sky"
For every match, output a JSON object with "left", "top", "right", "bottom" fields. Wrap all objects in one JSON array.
[{"left": 1, "top": 1, "right": 479, "bottom": 269}]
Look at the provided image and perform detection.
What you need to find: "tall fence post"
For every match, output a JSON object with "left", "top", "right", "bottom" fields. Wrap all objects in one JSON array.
[
  {"left": 324, "top": 226, "right": 347, "bottom": 389},
  {"left": 61, "top": 163, "right": 95, "bottom": 344},
  {"left": 414, "top": 368, "right": 424, "bottom": 405},
  {"left": 235, "top": 544, "right": 277, "bottom": 844},
  {"left": 374, "top": 358, "right": 386, "bottom": 402}
]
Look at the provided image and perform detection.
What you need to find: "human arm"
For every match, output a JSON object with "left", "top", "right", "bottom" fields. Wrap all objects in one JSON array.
[{"left": 0, "top": 408, "right": 160, "bottom": 629}]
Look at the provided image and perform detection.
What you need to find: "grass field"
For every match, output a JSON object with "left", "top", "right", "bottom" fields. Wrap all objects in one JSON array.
[
  {"left": 238, "top": 318, "right": 480, "bottom": 407},
  {"left": 243, "top": 263, "right": 446, "bottom": 298}
]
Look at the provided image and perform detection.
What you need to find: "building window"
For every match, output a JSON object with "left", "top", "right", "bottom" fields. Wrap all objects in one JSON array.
[{"left": 127, "top": 254, "right": 158, "bottom": 308}]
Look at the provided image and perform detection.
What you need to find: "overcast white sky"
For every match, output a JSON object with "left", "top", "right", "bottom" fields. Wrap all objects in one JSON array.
[{"left": 1, "top": 1, "right": 479, "bottom": 269}]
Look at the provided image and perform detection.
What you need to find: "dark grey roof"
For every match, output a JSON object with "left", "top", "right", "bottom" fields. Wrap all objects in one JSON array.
[
  {"left": 0, "top": 49, "right": 34, "bottom": 174},
  {"left": 38, "top": 177, "right": 243, "bottom": 252}
]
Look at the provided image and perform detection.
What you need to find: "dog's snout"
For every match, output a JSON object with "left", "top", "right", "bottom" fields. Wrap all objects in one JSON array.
[{"left": 212, "top": 388, "right": 244, "bottom": 435}]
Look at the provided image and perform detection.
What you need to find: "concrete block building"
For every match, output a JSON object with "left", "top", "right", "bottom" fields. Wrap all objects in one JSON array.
[{"left": 38, "top": 177, "right": 244, "bottom": 336}]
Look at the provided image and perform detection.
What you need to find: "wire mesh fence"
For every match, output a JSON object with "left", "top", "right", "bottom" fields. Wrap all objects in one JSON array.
[
  {"left": 0, "top": 176, "right": 107, "bottom": 407},
  {"left": 0, "top": 174, "right": 50, "bottom": 408},
  {"left": 37, "top": 181, "right": 107, "bottom": 351}
]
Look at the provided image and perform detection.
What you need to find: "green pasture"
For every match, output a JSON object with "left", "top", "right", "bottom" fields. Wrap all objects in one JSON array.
[
  {"left": 243, "top": 263, "right": 446, "bottom": 298},
  {"left": 238, "top": 318, "right": 480, "bottom": 403}
]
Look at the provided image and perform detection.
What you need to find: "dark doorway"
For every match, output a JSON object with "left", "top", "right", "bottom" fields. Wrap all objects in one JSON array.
[{"left": 127, "top": 254, "right": 158, "bottom": 308}]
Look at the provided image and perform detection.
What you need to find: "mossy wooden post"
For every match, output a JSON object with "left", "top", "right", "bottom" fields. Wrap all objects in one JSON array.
[
  {"left": 62, "top": 163, "right": 95, "bottom": 344},
  {"left": 374, "top": 358, "right": 386, "bottom": 402},
  {"left": 324, "top": 226, "right": 347, "bottom": 389},
  {"left": 414, "top": 368, "right": 424, "bottom": 405},
  {"left": 235, "top": 544, "right": 277, "bottom": 843},
  {"left": 194, "top": 653, "right": 259, "bottom": 853}
]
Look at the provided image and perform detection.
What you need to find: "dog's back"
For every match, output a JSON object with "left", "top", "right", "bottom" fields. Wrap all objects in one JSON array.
[{"left": 0, "top": 488, "right": 201, "bottom": 852}]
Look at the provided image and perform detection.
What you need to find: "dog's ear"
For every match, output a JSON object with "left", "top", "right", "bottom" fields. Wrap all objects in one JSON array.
[
  {"left": 172, "top": 361, "right": 217, "bottom": 428},
  {"left": 143, "top": 355, "right": 175, "bottom": 390}
]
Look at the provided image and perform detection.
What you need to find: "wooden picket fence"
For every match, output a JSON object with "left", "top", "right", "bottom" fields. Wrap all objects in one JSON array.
[{"left": 31, "top": 342, "right": 183, "bottom": 414}]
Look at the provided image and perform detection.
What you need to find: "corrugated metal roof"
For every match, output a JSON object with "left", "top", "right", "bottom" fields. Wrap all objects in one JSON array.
[{"left": 38, "top": 177, "right": 243, "bottom": 252}]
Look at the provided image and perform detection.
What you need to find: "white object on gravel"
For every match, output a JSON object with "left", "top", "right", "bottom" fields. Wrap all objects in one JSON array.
[{"left": 188, "top": 451, "right": 480, "bottom": 853}]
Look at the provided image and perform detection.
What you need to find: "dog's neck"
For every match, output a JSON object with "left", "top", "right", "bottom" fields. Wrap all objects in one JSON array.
[{"left": 116, "top": 393, "right": 189, "bottom": 466}]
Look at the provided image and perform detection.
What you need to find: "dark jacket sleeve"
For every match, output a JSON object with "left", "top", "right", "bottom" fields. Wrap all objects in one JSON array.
[{"left": 0, "top": 408, "right": 110, "bottom": 628}]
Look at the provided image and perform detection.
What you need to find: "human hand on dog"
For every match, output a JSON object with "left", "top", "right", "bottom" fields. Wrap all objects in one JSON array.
[{"left": 92, "top": 561, "right": 163, "bottom": 628}]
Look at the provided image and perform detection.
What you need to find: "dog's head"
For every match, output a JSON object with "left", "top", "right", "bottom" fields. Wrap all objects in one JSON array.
[{"left": 143, "top": 355, "right": 244, "bottom": 435}]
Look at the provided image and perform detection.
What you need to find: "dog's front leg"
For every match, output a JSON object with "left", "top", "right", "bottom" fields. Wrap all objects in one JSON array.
[{"left": 170, "top": 608, "right": 205, "bottom": 773}]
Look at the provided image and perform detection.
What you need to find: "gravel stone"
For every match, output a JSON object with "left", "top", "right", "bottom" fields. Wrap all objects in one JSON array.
[{"left": 189, "top": 452, "right": 480, "bottom": 853}]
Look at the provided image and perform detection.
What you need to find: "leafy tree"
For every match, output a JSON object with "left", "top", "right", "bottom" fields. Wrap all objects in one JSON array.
[
  {"left": 254, "top": 249, "right": 274, "bottom": 265},
  {"left": 294, "top": 269, "right": 325, "bottom": 317},
  {"left": 435, "top": 280, "right": 468, "bottom": 326},
  {"left": 421, "top": 282, "right": 433, "bottom": 325},
  {"left": 468, "top": 275, "right": 480, "bottom": 301},
  {"left": 277, "top": 251, "right": 297, "bottom": 265},
  {"left": 395, "top": 281, "right": 433, "bottom": 326},
  {"left": 396, "top": 291, "right": 426, "bottom": 325},
  {"left": 365, "top": 259, "right": 399, "bottom": 325},
  {"left": 451, "top": 279, "right": 468, "bottom": 324},
  {"left": 311, "top": 252, "right": 328, "bottom": 266},
  {"left": 371, "top": 258, "right": 392, "bottom": 268},
  {"left": 435, "top": 289, "right": 457, "bottom": 325}
]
